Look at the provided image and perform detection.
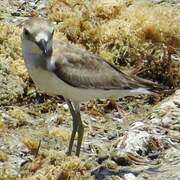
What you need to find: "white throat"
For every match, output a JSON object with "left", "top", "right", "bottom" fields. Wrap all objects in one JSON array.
[{"left": 35, "top": 32, "right": 48, "bottom": 42}]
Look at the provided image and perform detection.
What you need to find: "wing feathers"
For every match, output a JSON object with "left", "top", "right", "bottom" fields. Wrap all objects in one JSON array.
[{"left": 52, "top": 43, "right": 158, "bottom": 90}]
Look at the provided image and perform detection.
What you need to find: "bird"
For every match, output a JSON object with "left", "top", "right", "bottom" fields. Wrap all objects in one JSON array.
[{"left": 21, "top": 17, "right": 163, "bottom": 156}]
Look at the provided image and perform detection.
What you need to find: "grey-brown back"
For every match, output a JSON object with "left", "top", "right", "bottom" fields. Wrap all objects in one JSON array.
[{"left": 50, "top": 41, "right": 156, "bottom": 91}]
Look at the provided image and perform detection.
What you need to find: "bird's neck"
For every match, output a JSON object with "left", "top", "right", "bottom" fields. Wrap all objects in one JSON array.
[{"left": 22, "top": 38, "right": 53, "bottom": 70}]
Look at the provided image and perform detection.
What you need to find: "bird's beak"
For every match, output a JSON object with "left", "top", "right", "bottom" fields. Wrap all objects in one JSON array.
[{"left": 37, "top": 39, "right": 48, "bottom": 55}]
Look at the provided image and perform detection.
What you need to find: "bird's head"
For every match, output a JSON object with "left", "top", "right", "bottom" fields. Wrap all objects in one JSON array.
[{"left": 21, "top": 17, "right": 54, "bottom": 56}]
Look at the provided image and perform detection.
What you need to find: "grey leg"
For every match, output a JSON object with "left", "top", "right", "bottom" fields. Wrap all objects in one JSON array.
[
  {"left": 66, "top": 99, "right": 79, "bottom": 156},
  {"left": 73, "top": 103, "right": 84, "bottom": 156}
]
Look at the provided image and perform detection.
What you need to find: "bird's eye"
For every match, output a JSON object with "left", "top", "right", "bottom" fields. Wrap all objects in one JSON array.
[{"left": 24, "top": 28, "right": 30, "bottom": 36}]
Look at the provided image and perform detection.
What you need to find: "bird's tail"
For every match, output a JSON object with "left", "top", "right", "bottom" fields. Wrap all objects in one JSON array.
[{"left": 130, "top": 75, "right": 176, "bottom": 94}]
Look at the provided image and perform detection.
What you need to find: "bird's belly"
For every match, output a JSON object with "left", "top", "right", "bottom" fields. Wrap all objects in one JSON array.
[
  {"left": 27, "top": 67, "right": 151, "bottom": 102},
  {"left": 27, "top": 67, "right": 111, "bottom": 101}
]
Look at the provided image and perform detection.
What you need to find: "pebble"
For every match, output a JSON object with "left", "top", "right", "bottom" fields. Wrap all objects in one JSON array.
[
  {"left": 124, "top": 173, "right": 136, "bottom": 180},
  {"left": 107, "top": 131, "right": 118, "bottom": 140},
  {"left": 173, "top": 96, "right": 180, "bottom": 107},
  {"left": 63, "top": 104, "right": 69, "bottom": 111},
  {"left": 105, "top": 159, "right": 118, "bottom": 169}
]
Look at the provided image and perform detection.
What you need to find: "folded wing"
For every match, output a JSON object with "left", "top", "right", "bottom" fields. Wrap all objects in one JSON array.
[{"left": 52, "top": 43, "right": 156, "bottom": 90}]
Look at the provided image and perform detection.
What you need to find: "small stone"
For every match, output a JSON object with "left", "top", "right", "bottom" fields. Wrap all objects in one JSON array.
[
  {"left": 175, "top": 90, "right": 180, "bottom": 96},
  {"left": 63, "top": 104, "right": 69, "bottom": 111},
  {"left": 173, "top": 96, "right": 180, "bottom": 107},
  {"left": 105, "top": 159, "right": 118, "bottom": 169},
  {"left": 124, "top": 173, "right": 136, "bottom": 180},
  {"left": 108, "top": 131, "right": 118, "bottom": 140}
]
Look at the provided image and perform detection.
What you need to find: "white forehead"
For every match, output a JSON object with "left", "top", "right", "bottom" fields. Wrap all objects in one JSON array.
[{"left": 35, "top": 32, "right": 48, "bottom": 42}]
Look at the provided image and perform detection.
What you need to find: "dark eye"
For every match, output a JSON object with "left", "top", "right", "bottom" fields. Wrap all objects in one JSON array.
[{"left": 24, "top": 28, "right": 30, "bottom": 36}]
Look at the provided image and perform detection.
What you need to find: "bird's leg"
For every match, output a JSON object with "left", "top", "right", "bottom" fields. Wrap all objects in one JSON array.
[
  {"left": 66, "top": 99, "right": 79, "bottom": 156},
  {"left": 74, "top": 102, "right": 84, "bottom": 156},
  {"left": 76, "top": 118, "right": 84, "bottom": 156}
]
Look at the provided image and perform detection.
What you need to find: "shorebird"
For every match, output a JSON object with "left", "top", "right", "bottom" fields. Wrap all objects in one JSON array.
[{"left": 21, "top": 17, "right": 162, "bottom": 156}]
